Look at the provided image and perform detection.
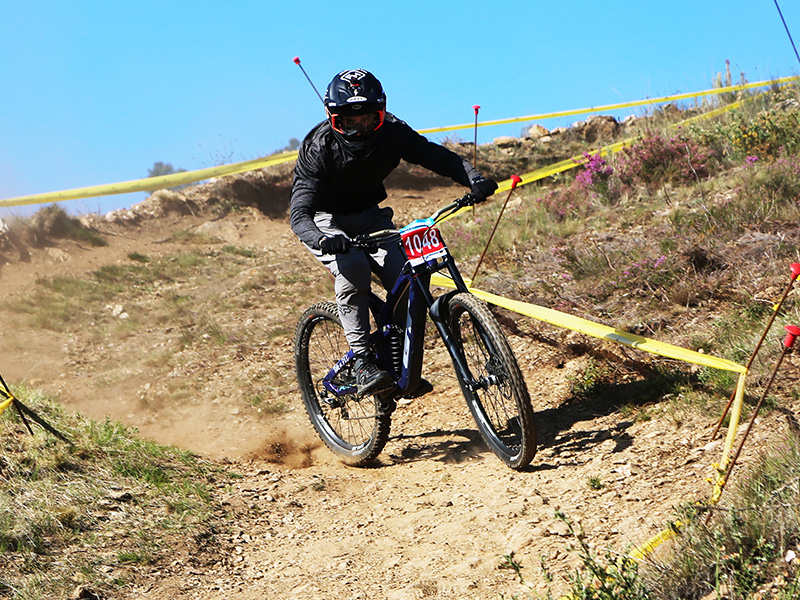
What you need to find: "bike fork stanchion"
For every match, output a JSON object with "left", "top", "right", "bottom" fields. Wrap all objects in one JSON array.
[
  {"left": 711, "top": 325, "right": 800, "bottom": 509},
  {"left": 470, "top": 175, "right": 522, "bottom": 286},
  {"left": 712, "top": 262, "right": 800, "bottom": 438}
]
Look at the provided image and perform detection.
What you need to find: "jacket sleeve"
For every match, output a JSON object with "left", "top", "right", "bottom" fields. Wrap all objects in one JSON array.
[
  {"left": 395, "top": 119, "right": 482, "bottom": 187},
  {"left": 289, "top": 136, "right": 328, "bottom": 249}
]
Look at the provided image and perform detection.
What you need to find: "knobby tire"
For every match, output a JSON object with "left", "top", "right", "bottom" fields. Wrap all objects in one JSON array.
[
  {"left": 446, "top": 293, "right": 537, "bottom": 469},
  {"left": 294, "top": 302, "right": 391, "bottom": 466}
]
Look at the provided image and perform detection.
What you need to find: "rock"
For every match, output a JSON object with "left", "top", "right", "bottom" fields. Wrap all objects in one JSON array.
[
  {"left": 579, "top": 115, "right": 620, "bottom": 143},
  {"left": 524, "top": 124, "right": 550, "bottom": 139},
  {"left": 492, "top": 136, "right": 522, "bottom": 148}
]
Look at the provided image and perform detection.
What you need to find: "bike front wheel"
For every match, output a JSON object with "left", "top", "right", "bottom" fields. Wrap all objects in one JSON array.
[
  {"left": 294, "top": 301, "right": 391, "bottom": 466},
  {"left": 446, "top": 293, "right": 537, "bottom": 469}
]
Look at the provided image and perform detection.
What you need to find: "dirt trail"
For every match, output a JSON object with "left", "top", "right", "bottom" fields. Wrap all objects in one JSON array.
[{"left": 0, "top": 184, "right": 795, "bottom": 599}]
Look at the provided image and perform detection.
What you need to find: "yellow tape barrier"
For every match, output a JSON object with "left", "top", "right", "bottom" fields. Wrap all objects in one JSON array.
[
  {"left": 1, "top": 76, "right": 792, "bottom": 210},
  {"left": 418, "top": 75, "right": 799, "bottom": 135},
  {"left": 430, "top": 274, "right": 745, "bottom": 374},
  {"left": 0, "top": 153, "right": 299, "bottom": 209},
  {"left": 445, "top": 97, "right": 745, "bottom": 212},
  {"left": 431, "top": 272, "right": 749, "bottom": 567}
]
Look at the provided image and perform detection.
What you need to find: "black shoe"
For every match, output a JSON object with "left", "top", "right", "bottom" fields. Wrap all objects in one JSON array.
[{"left": 353, "top": 353, "right": 393, "bottom": 396}]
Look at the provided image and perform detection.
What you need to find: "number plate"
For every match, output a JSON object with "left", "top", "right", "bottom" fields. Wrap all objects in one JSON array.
[{"left": 400, "top": 218, "right": 447, "bottom": 266}]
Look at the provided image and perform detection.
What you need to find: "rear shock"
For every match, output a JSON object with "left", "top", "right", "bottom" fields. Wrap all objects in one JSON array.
[{"left": 387, "top": 324, "right": 404, "bottom": 378}]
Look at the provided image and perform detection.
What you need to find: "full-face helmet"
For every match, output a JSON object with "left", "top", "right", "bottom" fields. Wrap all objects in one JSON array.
[{"left": 324, "top": 69, "right": 386, "bottom": 140}]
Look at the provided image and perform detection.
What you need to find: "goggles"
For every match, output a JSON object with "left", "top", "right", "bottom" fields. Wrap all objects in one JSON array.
[{"left": 329, "top": 110, "right": 385, "bottom": 137}]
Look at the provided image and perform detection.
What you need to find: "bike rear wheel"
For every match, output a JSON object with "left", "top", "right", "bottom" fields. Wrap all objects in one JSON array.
[
  {"left": 446, "top": 293, "right": 536, "bottom": 469},
  {"left": 294, "top": 301, "right": 391, "bottom": 466}
]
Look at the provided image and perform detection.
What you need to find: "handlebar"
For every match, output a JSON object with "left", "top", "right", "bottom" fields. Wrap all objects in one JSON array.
[{"left": 350, "top": 193, "right": 479, "bottom": 250}]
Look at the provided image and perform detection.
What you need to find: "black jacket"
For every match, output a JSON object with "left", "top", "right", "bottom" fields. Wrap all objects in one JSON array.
[{"left": 289, "top": 113, "right": 480, "bottom": 249}]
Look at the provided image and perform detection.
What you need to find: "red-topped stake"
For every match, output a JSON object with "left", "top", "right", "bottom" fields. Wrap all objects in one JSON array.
[
  {"left": 712, "top": 262, "right": 800, "bottom": 437},
  {"left": 716, "top": 322, "right": 800, "bottom": 504},
  {"left": 471, "top": 105, "right": 481, "bottom": 168},
  {"left": 292, "top": 55, "right": 325, "bottom": 104},
  {"left": 470, "top": 175, "right": 523, "bottom": 285}
]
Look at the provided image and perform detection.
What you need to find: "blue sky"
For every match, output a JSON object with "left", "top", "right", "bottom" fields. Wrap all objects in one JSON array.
[{"left": 1, "top": 1, "right": 799, "bottom": 217}]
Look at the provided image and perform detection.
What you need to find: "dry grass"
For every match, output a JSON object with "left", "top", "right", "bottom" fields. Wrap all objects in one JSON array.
[{"left": 0, "top": 386, "right": 226, "bottom": 599}]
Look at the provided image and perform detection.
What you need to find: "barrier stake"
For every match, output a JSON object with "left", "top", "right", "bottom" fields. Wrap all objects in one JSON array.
[
  {"left": 711, "top": 325, "right": 799, "bottom": 507},
  {"left": 711, "top": 262, "right": 800, "bottom": 438},
  {"left": 471, "top": 105, "right": 480, "bottom": 217},
  {"left": 470, "top": 175, "right": 521, "bottom": 285}
]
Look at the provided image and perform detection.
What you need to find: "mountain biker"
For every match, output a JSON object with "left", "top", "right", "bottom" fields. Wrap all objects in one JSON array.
[{"left": 289, "top": 68, "right": 498, "bottom": 396}]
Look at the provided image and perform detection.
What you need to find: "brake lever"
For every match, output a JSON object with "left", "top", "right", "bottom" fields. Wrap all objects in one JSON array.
[{"left": 457, "top": 193, "right": 479, "bottom": 208}]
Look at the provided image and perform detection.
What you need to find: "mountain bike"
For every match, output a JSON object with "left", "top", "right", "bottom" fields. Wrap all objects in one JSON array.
[{"left": 293, "top": 193, "right": 536, "bottom": 470}]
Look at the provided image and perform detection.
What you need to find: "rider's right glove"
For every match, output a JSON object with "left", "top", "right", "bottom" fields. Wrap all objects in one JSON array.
[
  {"left": 470, "top": 176, "right": 498, "bottom": 203},
  {"left": 319, "top": 234, "right": 351, "bottom": 255}
]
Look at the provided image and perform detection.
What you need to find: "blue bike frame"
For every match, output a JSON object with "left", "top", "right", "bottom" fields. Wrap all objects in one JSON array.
[{"left": 321, "top": 215, "right": 478, "bottom": 399}]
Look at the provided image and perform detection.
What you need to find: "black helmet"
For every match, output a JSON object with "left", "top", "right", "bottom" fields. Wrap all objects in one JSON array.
[{"left": 324, "top": 69, "right": 386, "bottom": 140}]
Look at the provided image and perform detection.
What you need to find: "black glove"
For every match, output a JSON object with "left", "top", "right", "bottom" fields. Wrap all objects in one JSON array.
[
  {"left": 470, "top": 176, "right": 498, "bottom": 203},
  {"left": 319, "top": 234, "right": 351, "bottom": 255}
]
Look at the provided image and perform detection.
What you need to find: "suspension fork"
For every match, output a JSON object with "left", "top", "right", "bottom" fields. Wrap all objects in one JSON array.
[{"left": 416, "top": 264, "right": 481, "bottom": 392}]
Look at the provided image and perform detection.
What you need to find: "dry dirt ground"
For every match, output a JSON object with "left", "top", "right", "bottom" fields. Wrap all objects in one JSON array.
[{"left": 1, "top": 182, "right": 798, "bottom": 599}]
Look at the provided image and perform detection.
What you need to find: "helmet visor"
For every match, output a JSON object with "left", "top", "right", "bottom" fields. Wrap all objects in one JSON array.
[{"left": 330, "top": 110, "right": 385, "bottom": 137}]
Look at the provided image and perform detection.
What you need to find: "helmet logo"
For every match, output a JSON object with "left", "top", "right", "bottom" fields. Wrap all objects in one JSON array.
[
  {"left": 338, "top": 69, "right": 369, "bottom": 84},
  {"left": 347, "top": 97, "right": 367, "bottom": 105}
]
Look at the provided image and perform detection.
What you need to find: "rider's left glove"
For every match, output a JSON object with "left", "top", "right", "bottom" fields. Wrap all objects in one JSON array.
[{"left": 470, "top": 176, "right": 498, "bottom": 203}]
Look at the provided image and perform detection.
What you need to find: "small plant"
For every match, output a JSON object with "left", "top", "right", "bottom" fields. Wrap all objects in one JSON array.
[
  {"left": 553, "top": 510, "right": 652, "bottom": 600},
  {"left": 127, "top": 252, "right": 150, "bottom": 263},
  {"left": 28, "top": 205, "right": 108, "bottom": 247},
  {"left": 587, "top": 475, "right": 604, "bottom": 490},
  {"left": 576, "top": 151, "right": 620, "bottom": 205},
  {"left": 569, "top": 358, "right": 613, "bottom": 401},
  {"left": 222, "top": 245, "right": 258, "bottom": 259},
  {"left": 499, "top": 551, "right": 525, "bottom": 584}
]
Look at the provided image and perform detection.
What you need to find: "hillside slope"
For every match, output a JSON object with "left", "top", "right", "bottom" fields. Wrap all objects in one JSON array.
[{"left": 2, "top": 125, "right": 800, "bottom": 598}]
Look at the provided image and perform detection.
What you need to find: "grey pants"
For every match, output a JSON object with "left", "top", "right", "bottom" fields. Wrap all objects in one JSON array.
[{"left": 308, "top": 206, "right": 407, "bottom": 355}]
